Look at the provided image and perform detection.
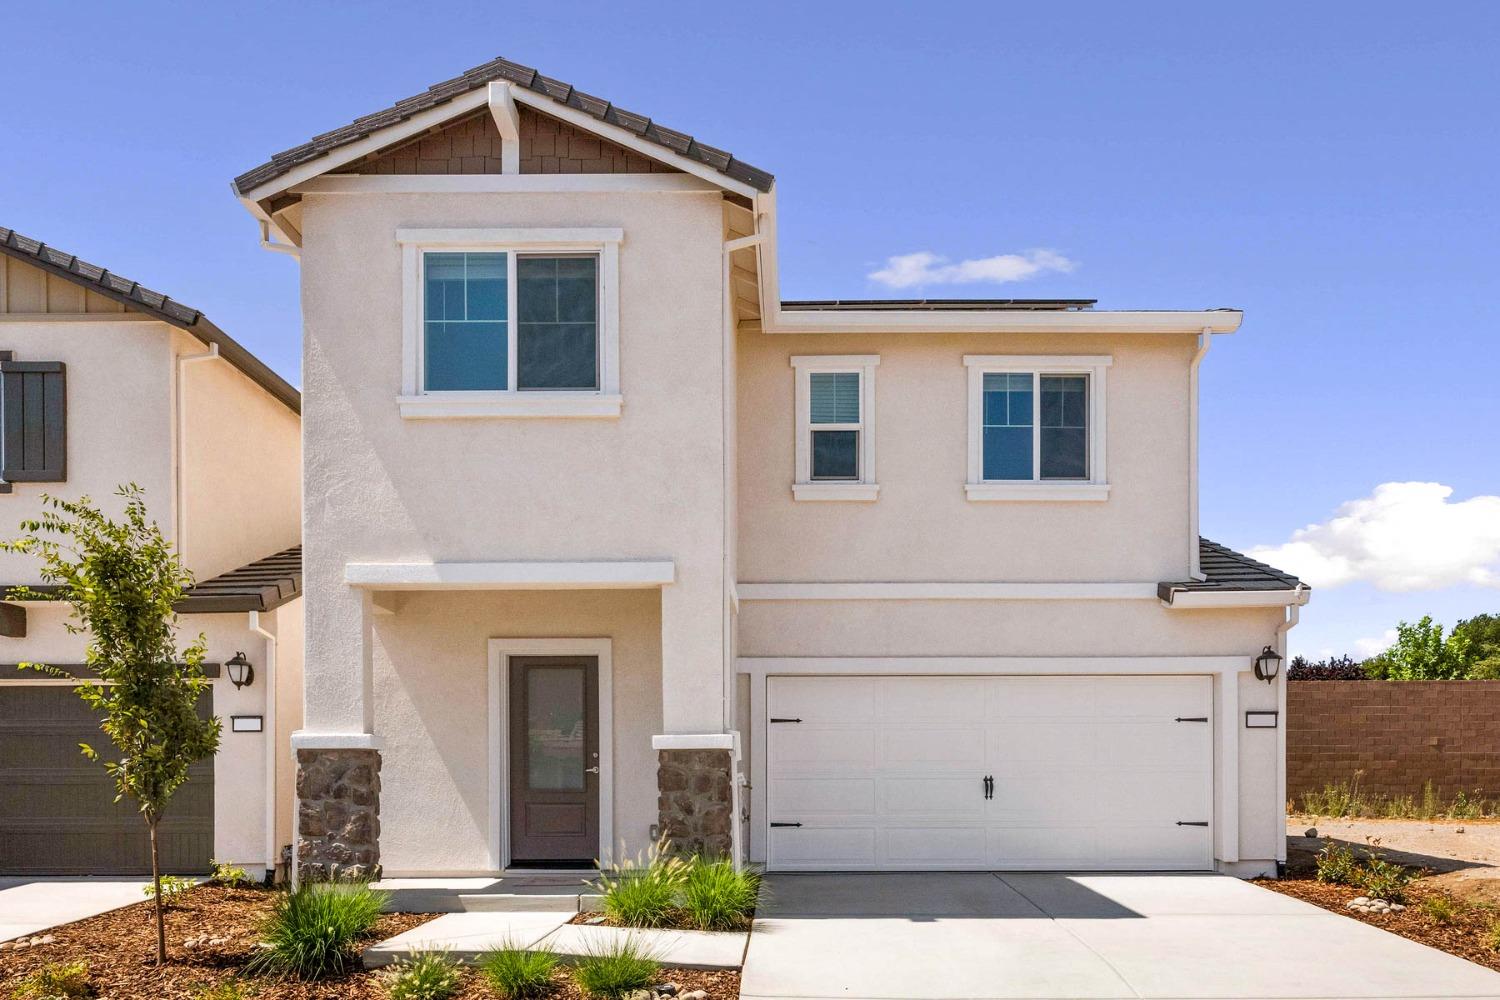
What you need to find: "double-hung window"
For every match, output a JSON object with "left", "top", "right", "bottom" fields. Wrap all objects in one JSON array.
[
  {"left": 398, "top": 228, "right": 622, "bottom": 418},
  {"left": 791, "top": 355, "right": 879, "bottom": 501},
  {"left": 964, "top": 355, "right": 1110, "bottom": 501}
]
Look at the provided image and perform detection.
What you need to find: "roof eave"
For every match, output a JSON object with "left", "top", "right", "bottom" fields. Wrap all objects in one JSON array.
[
  {"left": 760, "top": 309, "right": 1244, "bottom": 335},
  {"left": 1159, "top": 586, "right": 1311, "bottom": 609}
]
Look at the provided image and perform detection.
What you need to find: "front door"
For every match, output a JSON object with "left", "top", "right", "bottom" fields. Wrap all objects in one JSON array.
[{"left": 508, "top": 656, "right": 600, "bottom": 866}]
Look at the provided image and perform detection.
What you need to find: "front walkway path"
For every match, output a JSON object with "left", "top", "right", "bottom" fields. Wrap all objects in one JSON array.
[
  {"left": 740, "top": 872, "right": 1500, "bottom": 1000},
  {"left": 0, "top": 877, "right": 152, "bottom": 943}
]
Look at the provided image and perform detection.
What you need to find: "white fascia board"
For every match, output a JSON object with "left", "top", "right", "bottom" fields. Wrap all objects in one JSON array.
[
  {"left": 1163, "top": 589, "right": 1311, "bottom": 609},
  {"left": 505, "top": 87, "right": 761, "bottom": 200},
  {"left": 236, "top": 89, "right": 491, "bottom": 204},
  {"left": 345, "top": 560, "right": 676, "bottom": 590},
  {"left": 736, "top": 581, "right": 1159, "bottom": 601},
  {"left": 763, "top": 309, "right": 1244, "bottom": 335},
  {"left": 291, "top": 174, "right": 723, "bottom": 196}
]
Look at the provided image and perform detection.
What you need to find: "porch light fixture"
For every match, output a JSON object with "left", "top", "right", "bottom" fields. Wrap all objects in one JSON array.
[
  {"left": 1252, "top": 645, "right": 1282, "bottom": 684},
  {"left": 226, "top": 651, "right": 255, "bottom": 689}
]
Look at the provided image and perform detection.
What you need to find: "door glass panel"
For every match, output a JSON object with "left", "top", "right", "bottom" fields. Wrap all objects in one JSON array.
[{"left": 527, "top": 667, "right": 585, "bottom": 790}]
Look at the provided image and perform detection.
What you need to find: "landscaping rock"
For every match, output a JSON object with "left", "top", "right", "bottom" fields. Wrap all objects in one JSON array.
[
  {"left": 585, "top": 914, "right": 607, "bottom": 925},
  {"left": 680, "top": 991, "right": 709, "bottom": 1000},
  {"left": 655, "top": 986, "right": 680, "bottom": 997},
  {"left": 1305, "top": 827, "right": 1318, "bottom": 838}
]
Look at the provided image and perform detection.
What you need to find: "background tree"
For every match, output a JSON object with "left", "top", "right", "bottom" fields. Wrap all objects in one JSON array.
[
  {"left": 3, "top": 486, "right": 220, "bottom": 965},
  {"left": 1362, "top": 615, "right": 1471, "bottom": 680},
  {"left": 1452, "top": 613, "right": 1500, "bottom": 679}
]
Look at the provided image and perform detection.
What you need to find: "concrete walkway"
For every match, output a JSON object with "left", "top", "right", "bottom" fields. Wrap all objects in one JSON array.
[
  {"left": 0, "top": 877, "right": 151, "bottom": 943},
  {"left": 740, "top": 872, "right": 1500, "bottom": 1000}
]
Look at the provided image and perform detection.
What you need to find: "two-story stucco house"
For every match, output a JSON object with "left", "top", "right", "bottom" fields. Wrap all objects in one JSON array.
[
  {"left": 0, "top": 229, "right": 303, "bottom": 880},
  {"left": 233, "top": 57, "right": 1308, "bottom": 881}
]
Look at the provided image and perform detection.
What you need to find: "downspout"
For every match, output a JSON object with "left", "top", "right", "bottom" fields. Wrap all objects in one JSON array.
[
  {"left": 258, "top": 220, "right": 301, "bottom": 258},
  {"left": 174, "top": 343, "right": 220, "bottom": 561},
  {"left": 249, "top": 610, "right": 279, "bottom": 876},
  {"left": 1273, "top": 585, "right": 1305, "bottom": 868},
  {"left": 1188, "top": 327, "right": 1212, "bottom": 580}
]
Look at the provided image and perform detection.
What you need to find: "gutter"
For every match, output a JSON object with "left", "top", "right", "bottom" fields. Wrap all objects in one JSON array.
[{"left": 248, "top": 610, "right": 279, "bottom": 873}]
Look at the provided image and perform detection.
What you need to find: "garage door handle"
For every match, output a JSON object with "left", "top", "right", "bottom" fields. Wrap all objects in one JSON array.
[
  {"left": 1176, "top": 821, "right": 1209, "bottom": 827},
  {"left": 983, "top": 775, "right": 993, "bottom": 800},
  {"left": 770, "top": 822, "right": 802, "bottom": 828},
  {"left": 770, "top": 718, "right": 802, "bottom": 724},
  {"left": 1174, "top": 717, "right": 1209, "bottom": 723}
]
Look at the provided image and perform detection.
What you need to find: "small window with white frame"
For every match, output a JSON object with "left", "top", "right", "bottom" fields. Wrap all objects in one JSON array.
[
  {"left": 963, "top": 355, "right": 1110, "bottom": 501},
  {"left": 397, "top": 228, "right": 622, "bottom": 418},
  {"left": 791, "top": 355, "right": 879, "bottom": 501}
]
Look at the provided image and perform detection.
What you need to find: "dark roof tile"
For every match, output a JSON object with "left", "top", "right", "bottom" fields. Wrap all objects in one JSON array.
[
  {"left": 233, "top": 56, "right": 773, "bottom": 195},
  {"left": 178, "top": 546, "right": 302, "bottom": 614},
  {"left": 1157, "top": 538, "right": 1305, "bottom": 602}
]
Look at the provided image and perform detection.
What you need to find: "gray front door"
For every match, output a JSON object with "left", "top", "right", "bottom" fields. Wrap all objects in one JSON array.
[
  {"left": 0, "top": 685, "right": 213, "bottom": 874},
  {"left": 508, "top": 656, "right": 599, "bottom": 866}
]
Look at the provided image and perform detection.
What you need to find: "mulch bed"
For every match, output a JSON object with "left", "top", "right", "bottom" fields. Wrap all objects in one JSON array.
[
  {"left": 568, "top": 910, "right": 752, "bottom": 933},
  {"left": 0, "top": 885, "right": 741, "bottom": 999},
  {"left": 1255, "top": 876, "right": 1500, "bottom": 974}
]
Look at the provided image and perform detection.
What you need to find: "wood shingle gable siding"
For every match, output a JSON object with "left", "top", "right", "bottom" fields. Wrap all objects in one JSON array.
[{"left": 350, "top": 107, "right": 681, "bottom": 177}]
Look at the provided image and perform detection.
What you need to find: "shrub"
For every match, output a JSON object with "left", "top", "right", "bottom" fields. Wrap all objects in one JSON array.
[
  {"left": 190, "top": 984, "right": 249, "bottom": 1000},
  {"left": 1420, "top": 894, "right": 1459, "bottom": 924},
  {"left": 682, "top": 858, "right": 760, "bottom": 930},
  {"left": 1356, "top": 840, "right": 1414, "bottom": 903},
  {"left": 143, "top": 875, "right": 194, "bottom": 901},
  {"left": 571, "top": 937, "right": 660, "bottom": 999},
  {"left": 592, "top": 837, "right": 686, "bottom": 928},
  {"left": 381, "top": 951, "right": 463, "bottom": 1000},
  {"left": 1488, "top": 916, "right": 1500, "bottom": 952},
  {"left": 211, "top": 860, "right": 252, "bottom": 887},
  {"left": 245, "top": 881, "right": 388, "bottom": 980},
  {"left": 478, "top": 944, "right": 559, "bottom": 999},
  {"left": 10, "top": 960, "right": 93, "bottom": 999},
  {"left": 1314, "top": 840, "right": 1359, "bottom": 885}
]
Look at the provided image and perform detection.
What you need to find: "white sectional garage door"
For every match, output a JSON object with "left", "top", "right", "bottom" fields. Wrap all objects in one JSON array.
[{"left": 766, "top": 675, "right": 1213, "bottom": 871}]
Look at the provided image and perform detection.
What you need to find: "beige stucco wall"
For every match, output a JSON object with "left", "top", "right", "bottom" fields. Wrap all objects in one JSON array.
[
  {"left": 1, "top": 603, "right": 280, "bottom": 873},
  {"left": 0, "top": 316, "right": 176, "bottom": 582},
  {"left": 370, "top": 589, "right": 661, "bottom": 874},
  {"left": 737, "top": 331, "right": 1197, "bottom": 583},
  {"left": 297, "top": 189, "right": 729, "bottom": 737},
  {"left": 176, "top": 330, "right": 301, "bottom": 582}
]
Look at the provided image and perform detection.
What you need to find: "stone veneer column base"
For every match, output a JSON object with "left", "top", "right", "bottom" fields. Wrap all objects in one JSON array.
[
  {"left": 656, "top": 748, "right": 734, "bottom": 858},
  {"left": 296, "top": 747, "right": 382, "bottom": 881}
]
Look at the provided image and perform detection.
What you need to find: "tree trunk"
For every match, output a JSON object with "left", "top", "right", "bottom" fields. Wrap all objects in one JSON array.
[{"left": 148, "top": 817, "right": 166, "bottom": 965}]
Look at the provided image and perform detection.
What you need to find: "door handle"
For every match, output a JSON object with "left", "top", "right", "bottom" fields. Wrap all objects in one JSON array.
[
  {"left": 982, "top": 775, "right": 994, "bottom": 800},
  {"left": 584, "top": 766, "right": 600, "bottom": 774}
]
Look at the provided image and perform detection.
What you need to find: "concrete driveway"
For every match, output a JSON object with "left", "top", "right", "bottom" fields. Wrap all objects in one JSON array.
[
  {"left": 0, "top": 877, "right": 151, "bottom": 943},
  {"left": 741, "top": 872, "right": 1500, "bottom": 1000}
]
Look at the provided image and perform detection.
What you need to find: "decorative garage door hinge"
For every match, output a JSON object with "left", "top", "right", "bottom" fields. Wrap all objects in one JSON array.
[
  {"left": 769, "top": 718, "right": 803, "bottom": 723},
  {"left": 1174, "top": 716, "right": 1209, "bottom": 723},
  {"left": 1176, "top": 820, "right": 1209, "bottom": 827},
  {"left": 770, "top": 821, "right": 802, "bottom": 828}
]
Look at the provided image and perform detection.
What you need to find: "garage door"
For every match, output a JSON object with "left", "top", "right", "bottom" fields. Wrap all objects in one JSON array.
[
  {"left": 0, "top": 686, "right": 213, "bottom": 874},
  {"left": 766, "top": 675, "right": 1213, "bottom": 871}
]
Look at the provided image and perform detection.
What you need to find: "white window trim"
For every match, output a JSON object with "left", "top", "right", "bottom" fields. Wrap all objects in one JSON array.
[
  {"left": 790, "top": 355, "right": 879, "bottom": 502},
  {"left": 963, "top": 355, "right": 1111, "bottom": 502},
  {"left": 398, "top": 228, "right": 623, "bottom": 419}
]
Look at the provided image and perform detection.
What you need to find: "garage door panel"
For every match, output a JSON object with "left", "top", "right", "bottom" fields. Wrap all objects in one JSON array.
[
  {"left": 766, "top": 674, "right": 1213, "bottom": 872},
  {"left": 880, "top": 727, "right": 984, "bottom": 767},
  {"left": 770, "top": 676, "right": 875, "bottom": 722}
]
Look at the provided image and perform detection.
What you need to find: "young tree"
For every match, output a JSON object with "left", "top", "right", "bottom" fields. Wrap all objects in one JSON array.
[
  {"left": 1363, "top": 615, "right": 1471, "bottom": 680},
  {"left": 3, "top": 486, "right": 220, "bottom": 965}
]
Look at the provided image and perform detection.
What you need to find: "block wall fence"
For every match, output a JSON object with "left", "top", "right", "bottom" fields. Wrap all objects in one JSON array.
[{"left": 1288, "top": 680, "right": 1500, "bottom": 802}]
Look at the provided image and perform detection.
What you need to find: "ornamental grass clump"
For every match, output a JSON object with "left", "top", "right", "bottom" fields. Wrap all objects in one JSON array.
[
  {"left": 478, "top": 943, "right": 560, "bottom": 999},
  {"left": 682, "top": 857, "right": 761, "bottom": 930},
  {"left": 246, "top": 880, "right": 389, "bottom": 980},
  {"left": 571, "top": 937, "right": 661, "bottom": 999},
  {"left": 381, "top": 950, "right": 464, "bottom": 1000},
  {"left": 592, "top": 837, "right": 686, "bottom": 928}
]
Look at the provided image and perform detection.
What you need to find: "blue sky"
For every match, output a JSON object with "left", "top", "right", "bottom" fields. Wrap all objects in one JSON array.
[{"left": 3, "top": 1, "right": 1497, "bottom": 656}]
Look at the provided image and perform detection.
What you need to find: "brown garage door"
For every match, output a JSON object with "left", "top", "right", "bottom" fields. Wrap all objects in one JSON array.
[{"left": 0, "top": 686, "right": 213, "bottom": 874}]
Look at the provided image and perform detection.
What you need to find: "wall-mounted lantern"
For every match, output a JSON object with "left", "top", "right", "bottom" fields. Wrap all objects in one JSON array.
[
  {"left": 226, "top": 651, "right": 255, "bottom": 690},
  {"left": 1252, "top": 645, "right": 1282, "bottom": 684}
]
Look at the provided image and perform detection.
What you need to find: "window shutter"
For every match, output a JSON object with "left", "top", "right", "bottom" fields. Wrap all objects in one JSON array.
[{"left": 1, "top": 361, "right": 67, "bottom": 482}]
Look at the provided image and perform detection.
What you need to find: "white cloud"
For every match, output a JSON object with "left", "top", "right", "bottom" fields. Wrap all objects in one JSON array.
[
  {"left": 868, "top": 249, "right": 1076, "bottom": 289},
  {"left": 1249, "top": 482, "right": 1500, "bottom": 592},
  {"left": 1354, "top": 629, "right": 1398, "bottom": 658}
]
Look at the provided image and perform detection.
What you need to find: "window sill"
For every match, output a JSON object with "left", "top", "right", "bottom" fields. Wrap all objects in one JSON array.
[
  {"left": 964, "top": 482, "right": 1110, "bottom": 502},
  {"left": 397, "top": 393, "right": 623, "bottom": 420},
  {"left": 793, "top": 483, "right": 880, "bottom": 502}
]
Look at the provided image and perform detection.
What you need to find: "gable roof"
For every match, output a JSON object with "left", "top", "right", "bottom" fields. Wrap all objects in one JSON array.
[
  {"left": 0, "top": 227, "right": 300, "bottom": 414},
  {"left": 233, "top": 57, "right": 774, "bottom": 198},
  {"left": 1157, "top": 538, "right": 1304, "bottom": 603}
]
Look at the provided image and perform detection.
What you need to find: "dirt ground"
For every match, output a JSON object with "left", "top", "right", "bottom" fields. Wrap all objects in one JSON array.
[{"left": 1287, "top": 816, "right": 1500, "bottom": 906}]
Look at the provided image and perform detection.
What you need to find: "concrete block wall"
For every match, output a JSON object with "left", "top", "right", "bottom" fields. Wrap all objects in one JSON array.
[{"left": 1288, "top": 680, "right": 1500, "bottom": 801}]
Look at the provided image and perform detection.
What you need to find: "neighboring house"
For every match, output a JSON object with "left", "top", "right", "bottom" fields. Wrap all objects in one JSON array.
[
  {"left": 0, "top": 229, "right": 302, "bottom": 879},
  {"left": 233, "top": 56, "right": 1308, "bottom": 881}
]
